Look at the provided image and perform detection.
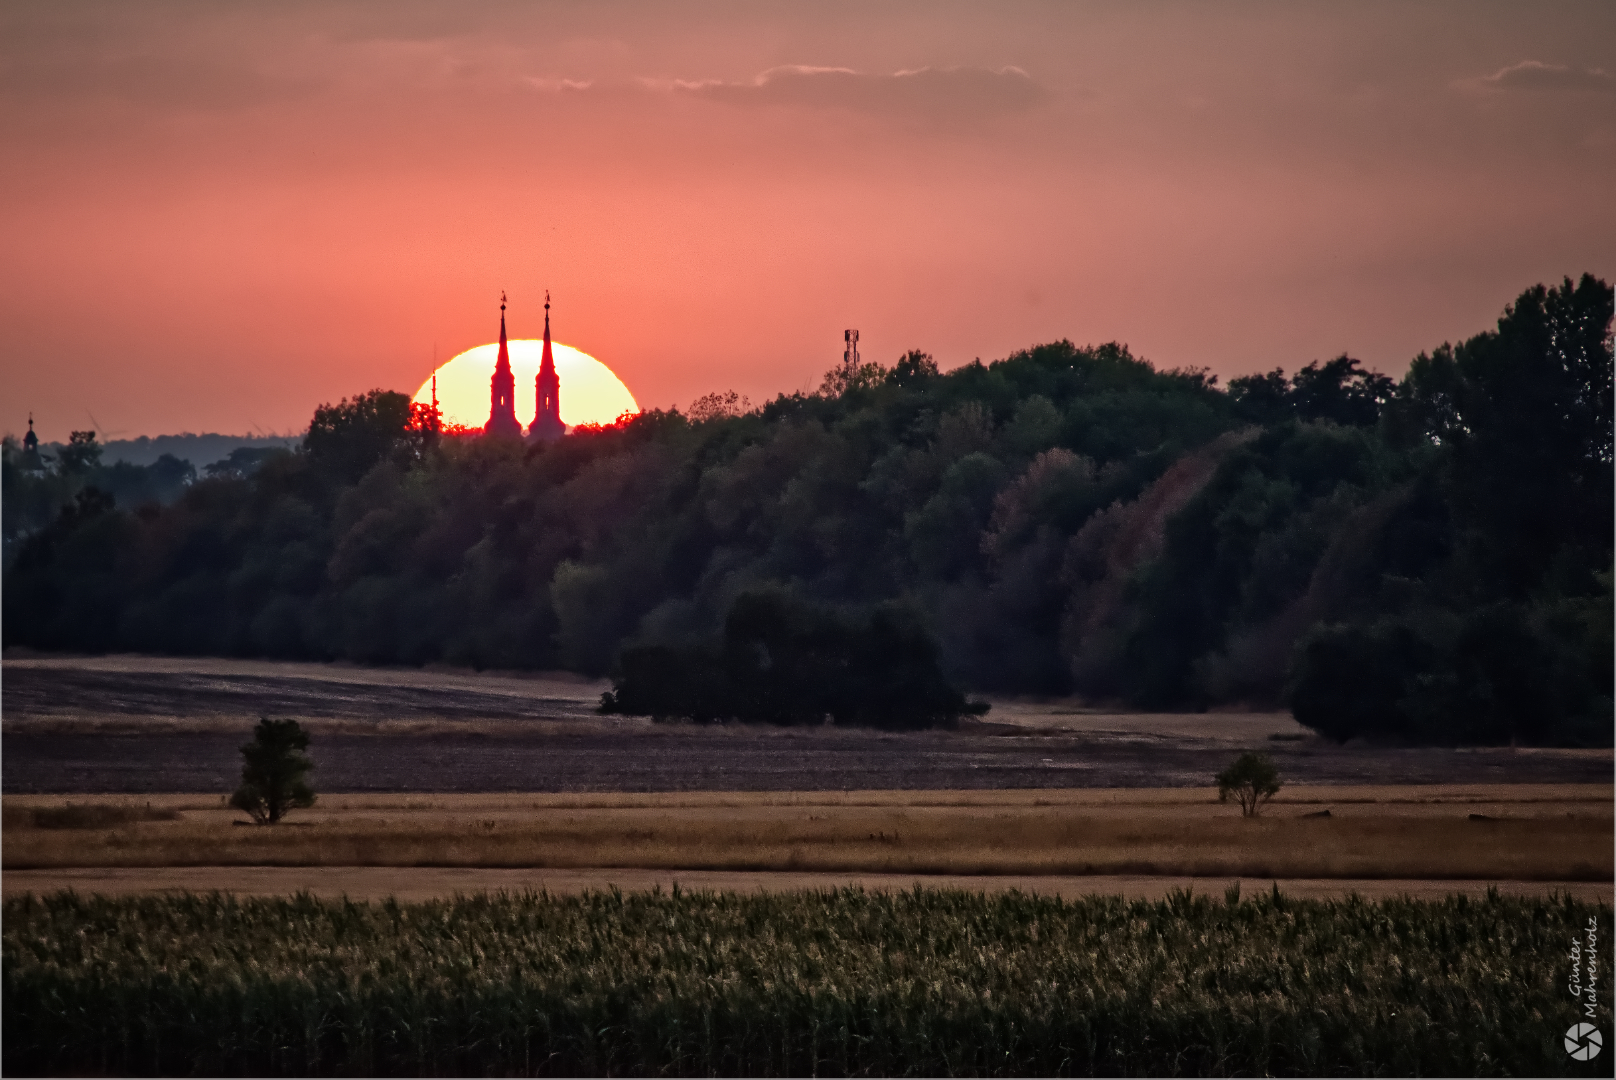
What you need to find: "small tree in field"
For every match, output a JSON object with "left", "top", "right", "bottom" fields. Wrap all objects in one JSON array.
[
  {"left": 1217, "top": 751, "right": 1281, "bottom": 817},
  {"left": 230, "top": 718, "right": 315, "bottom": 824}
]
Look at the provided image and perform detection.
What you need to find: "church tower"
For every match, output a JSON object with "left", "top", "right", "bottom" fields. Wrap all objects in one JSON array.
[
  {"left": 19, "top": 412, "right": 45, "bottom": 472},
  {"left": 528, "top": 291, "right": 566, "bottom": 442},
  {"left": 484, "top": 292, "right": 523, "bottom": 438}
]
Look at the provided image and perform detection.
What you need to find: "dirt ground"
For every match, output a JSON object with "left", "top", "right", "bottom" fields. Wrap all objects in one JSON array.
[
  {"left": 6, "top": 865, "right": 1609, "bottom": 904},
  {"left": 5, "top": 656, "right": 1609, "bottom": 900},
  {"left": 4, "top": 654, "right": 1610, "bottom": 793}
]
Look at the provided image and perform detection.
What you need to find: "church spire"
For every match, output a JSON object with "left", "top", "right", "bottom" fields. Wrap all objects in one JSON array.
[
  {"left": 497, "top": 292, "right": 510, "bottom": 372},
  {"left": 528, "top": 289, "right": 565, "bottom": 442},
  {"left": 484, "top": 291, "right": 522, "bottom": 437}
]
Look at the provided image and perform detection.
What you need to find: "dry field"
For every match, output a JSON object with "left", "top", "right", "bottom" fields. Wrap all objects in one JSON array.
[
  {"left": 5, "top": 786, "right": 1609, "bottom": 887},
  {"left": 5, "top": 653, "right": 1611, "bottom": 793},
  {"left": 0, "top": 652, "right": 1297, "bottom": 738},
  {"left": 5, "top": 655, "right": 1610, "bottom": 903}
]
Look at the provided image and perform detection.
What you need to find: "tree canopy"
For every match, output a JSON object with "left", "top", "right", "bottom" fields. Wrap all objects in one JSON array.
[{"left": 4, "top": 275, "right": 1610, "bottom": 742}]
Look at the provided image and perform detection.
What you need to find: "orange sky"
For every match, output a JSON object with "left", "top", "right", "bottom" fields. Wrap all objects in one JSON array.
[{"left": 3, "top": 1, "right": 1614, "bottom": 439}]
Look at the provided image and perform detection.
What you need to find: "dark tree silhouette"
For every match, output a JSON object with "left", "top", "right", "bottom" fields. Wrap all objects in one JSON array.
[
  {"left": 1226, "top": 357, "right": 1393, "bottom": 426},
  {"left": 888, "top": 349, "right": 940, "bottom": 387},
  {"left": 230, "top": 718, "right": 316, "bottom": 824},
  {"left": 204, "top": 446, "right": 287, "bottom": 480},
  {"left": 57, "top": 431, "right": 103, "bottom": 475},
  {"left": 304, "top": 389, "right": 436, "bottom": 483},
  {"left": 1226, "top": 367, "right": 1290, "bottom": 423}
]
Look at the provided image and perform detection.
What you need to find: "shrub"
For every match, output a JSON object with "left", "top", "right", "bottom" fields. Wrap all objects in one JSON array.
[
  {"left": 1216, "top": 751, "right": 1281, "bottom": 817},
  {"left": 1, "top": 803, "right": 179, "bottom": 830}
]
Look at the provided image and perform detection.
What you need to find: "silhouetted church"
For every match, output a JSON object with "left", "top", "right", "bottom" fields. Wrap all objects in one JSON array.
[{"left": 483, "top": 292, "right": 567, "bottom": 442}]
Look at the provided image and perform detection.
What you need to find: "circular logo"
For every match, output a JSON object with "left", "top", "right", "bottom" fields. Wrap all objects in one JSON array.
[{"left": 1565, "top": 1023, "right": 1603, "bottom": 1061}]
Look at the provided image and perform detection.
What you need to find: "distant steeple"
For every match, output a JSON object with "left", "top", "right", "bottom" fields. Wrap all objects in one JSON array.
[
  {"left": 484, "top": 291, "right": 522, "bottom": 438},
  {"left": 19, "top": 412, "right": 45, "bottom": 472},
  {"left": 528, "top": 289, "right": 566, "bottom": 442}
]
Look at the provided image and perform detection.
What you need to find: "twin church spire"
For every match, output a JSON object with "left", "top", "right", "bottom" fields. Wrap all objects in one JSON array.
[
  {"left": 485, "top": 292, "right": 522, "bottom": 437},
  {"left": 531, "top": 292, "right": 566, "bottom": 442},
  {"left": 484, "top": 292, "right": 566, "bottom": 442}
]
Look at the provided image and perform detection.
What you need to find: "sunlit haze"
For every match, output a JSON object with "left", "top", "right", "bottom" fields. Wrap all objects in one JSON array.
[
  {"left": 1, "top": 1, "right": 1612, "bottom": 438},
  {"left": 414, "top": 340, "right": 638, "bottom": 430}
]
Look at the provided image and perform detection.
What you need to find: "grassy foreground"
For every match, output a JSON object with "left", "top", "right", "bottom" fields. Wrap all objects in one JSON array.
[
  {"left": 4, "top": 888, "right": 1609, "bottom": 1077},
  {"left": 5, "top": 787, "right": 1611, "bottom": 881}
]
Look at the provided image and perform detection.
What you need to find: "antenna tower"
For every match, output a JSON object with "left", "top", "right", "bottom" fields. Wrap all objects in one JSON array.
[{"left": 843, "top": 329, "right": 859, "bottom": 373}]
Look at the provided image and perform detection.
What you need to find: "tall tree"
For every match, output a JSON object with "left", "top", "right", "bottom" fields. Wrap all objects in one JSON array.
[{"left": 1404, "top": 275, "right": 1614, "bottom": 594}]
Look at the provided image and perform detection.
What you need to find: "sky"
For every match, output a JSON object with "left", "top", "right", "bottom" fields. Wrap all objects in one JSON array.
[{"left": 3, "top": 0, "right": 1613, "bottom": 439}]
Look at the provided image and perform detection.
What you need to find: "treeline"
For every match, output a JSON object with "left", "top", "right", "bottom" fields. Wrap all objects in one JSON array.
[
  {"left": 2, "top": 433, "right": 195, "bottom": 566},
  {"left": 2, "top": 433, "right": 290, "bottom": 567},
  {"left": 4, "top": 276, "right": 1610, "bottom": 742}
]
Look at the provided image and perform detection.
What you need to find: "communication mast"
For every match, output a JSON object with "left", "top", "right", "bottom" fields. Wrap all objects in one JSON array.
[{"left": 843, "top": 329, "right": 859, "bottom": 371}]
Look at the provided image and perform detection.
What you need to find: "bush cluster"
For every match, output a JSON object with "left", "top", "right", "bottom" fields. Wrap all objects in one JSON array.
[{"left": 601, "top": 590, "right": 987, "bottom": 728}]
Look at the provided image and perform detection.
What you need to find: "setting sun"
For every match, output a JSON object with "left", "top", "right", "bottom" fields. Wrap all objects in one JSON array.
[{"left": 412, "top": 341, "right": 639, "bottom": 431}]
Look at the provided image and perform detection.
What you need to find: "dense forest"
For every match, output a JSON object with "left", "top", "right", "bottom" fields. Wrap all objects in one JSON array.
[{"left": 5, "top": 275, "right": 1611, "bottom": 743}]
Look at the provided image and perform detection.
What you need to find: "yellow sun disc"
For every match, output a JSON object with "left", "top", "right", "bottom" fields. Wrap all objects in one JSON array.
[{"left": 413, "top": 341, "right": 639, "bottom": 430}]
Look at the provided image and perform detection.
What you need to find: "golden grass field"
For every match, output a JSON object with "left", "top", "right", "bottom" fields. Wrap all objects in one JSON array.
[{"left": 5, "top": 785, "right": 1609, "bottom": 887}]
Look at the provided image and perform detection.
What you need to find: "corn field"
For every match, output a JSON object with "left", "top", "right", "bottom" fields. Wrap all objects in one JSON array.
[{"left": 3, "top": 887, "right": 1608, "bottom": 1076}]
